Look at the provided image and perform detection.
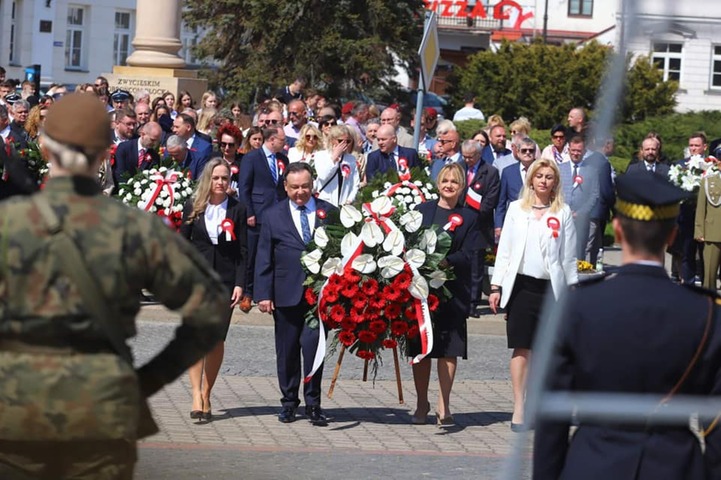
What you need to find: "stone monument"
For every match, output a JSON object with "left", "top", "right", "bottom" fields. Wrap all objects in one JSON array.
[{"left": 103, "top": 0, "right": 207, "bottom": 102}]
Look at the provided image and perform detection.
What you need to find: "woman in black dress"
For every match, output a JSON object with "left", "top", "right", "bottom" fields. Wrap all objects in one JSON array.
[
  {"left": 411, "top": 163, "right": 480, "bottom": 426},
  {"left": 181, "top": 158, "right": 248, "bottom": 421}
]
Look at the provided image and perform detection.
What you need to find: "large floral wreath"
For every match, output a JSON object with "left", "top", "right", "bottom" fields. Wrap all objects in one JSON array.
[
  {"left": 668, "top": 154, "right": 719, "bottom": 192},
  {"left": 117, "top": 166, "right": 195, "bottom": 230},
  {"left": 300, "top": 195, "right": 455, "bottom": 378}
]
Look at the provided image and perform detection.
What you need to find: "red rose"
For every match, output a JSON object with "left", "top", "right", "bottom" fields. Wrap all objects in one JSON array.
[
  {"left": 384, "top": 303, "right": 401, "bottom": 319},
  {"left": 382, "top": 338, "right": 398, "bottom": 349},
  {"left": 428, "top": 294, "right": 440, "bottom": 312},
  {"left": 391, "top": 320, "right": 409, "bottom": 336},
  {"left": 338, "top": 331, "right": 356, "bottom": 346},
  {"left": 358, "top": 330, "right": 377, "bottom": 344},
  {"left": 407, "top": 325, "right": 420, "bottom": 338},
  {"left": 330, "top": 304, "right": 346, "bottom": 322},
  {"left": 340, "top": 282, "right": 359, "bottom": 299},
  {"left": 357, "top": 350, "right": 376, "bottom": 360},
  {"left": 361, "top": 278, "right": 379, "bottom": 296},
  {"left": 382, "top": 284, "right": 402, "bottom": 302},
  {"left": 340, "top": 318, "right": 355, "bottom": 331},
  {"left": 304, "top": 287, "right": 317, "bottom": 306},
  {"left": 369, "top": 320, "right": 387, "bottom": 334},
  {"left": 393, "top": 272, "right": 412, "bottom": 290}
]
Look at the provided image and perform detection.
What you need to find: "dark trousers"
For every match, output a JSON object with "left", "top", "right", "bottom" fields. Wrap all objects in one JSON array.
[
  {"left": 273, "top": 304, "right": 324, "bottom": 409},
  {"left": 246, "top": 224, "right": 261, "bottom": 296},
  {"left": 678, "top": 202, "right": 703, "bottom": 284},
  {"left": 470, "top": 249, "right": 485, "bottom": 304}
]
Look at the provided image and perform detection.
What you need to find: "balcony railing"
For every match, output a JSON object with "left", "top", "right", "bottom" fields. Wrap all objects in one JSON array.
[{"left": 436, "top": 14, "right": 501, "bottom": 31}]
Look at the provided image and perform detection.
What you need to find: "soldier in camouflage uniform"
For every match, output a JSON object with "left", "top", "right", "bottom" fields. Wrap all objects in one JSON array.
[{"left": 0, "top": 93, "right": 229, "bottom": 479}]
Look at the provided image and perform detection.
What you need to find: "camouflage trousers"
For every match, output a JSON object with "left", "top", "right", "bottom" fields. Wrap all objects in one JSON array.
[{"left": 0, "top": 439, "right": 135, "bottom": 480}]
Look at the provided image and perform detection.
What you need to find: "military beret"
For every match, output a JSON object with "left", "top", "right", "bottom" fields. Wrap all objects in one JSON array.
[
  {"left": 4, "top": 93, "right": 21, "bottom": 105},
  {"left": 43, "top": 93, "right": 111, "bottom": 152},
  {"left": 615, "top": 171, "right": 692, "bottom": 221},
  {"left": 110, "top": 89, "right": 131, "bottom": 102}
]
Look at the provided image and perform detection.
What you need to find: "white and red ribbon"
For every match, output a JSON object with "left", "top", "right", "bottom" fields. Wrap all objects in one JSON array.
[
  {"left": 220, "top": 218, "right": 236, "bottom": 241},
  {"left": 443, "top": 213, "right": 464, "bottom": 232},
  {"left": 140, "top": 170, "right": 179, "bottom": 212},
  {"left": 465, "top": 188, "right": 482, "bottom": 211},
  {"left": 277, "top": 159, "right": 286, "bottom": 176},
  {"left": 397, "top": 157, "right": 411, "bottom": 182}
]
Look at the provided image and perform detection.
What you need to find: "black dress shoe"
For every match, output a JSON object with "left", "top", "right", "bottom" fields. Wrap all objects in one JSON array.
[
  {"left": 278, "top": 406, "right": 297, "bottom": 423},
  {"left": 510, "top": 422, "right": 526, "bottom": 433},
  {"left": 305, "top": 406, "right": 328, "bottom": 426}
]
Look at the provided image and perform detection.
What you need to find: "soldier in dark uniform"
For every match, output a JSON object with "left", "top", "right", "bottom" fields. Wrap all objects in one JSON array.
[
  {"left": 0, "top": 93, "right": 229, "bottom": 478},
  {"left": 534, "top": 171, "right": 721, "bottom": 480}
]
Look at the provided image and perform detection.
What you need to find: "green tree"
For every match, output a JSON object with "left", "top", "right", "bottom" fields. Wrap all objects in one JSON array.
[
  {"left": 448, "top": 40, "right": 677, "bottom": 128},
  {"left": 184, "top": 0, "right": 425, "bottom": 105}
]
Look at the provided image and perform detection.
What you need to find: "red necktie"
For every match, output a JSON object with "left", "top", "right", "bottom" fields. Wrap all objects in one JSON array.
[{"left": 137, "top": 148, "right": 146, "bottom": 168}]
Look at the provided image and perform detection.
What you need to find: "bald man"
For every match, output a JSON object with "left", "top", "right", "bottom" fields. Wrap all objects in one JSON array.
[{"left": 364, "top": 124, "right": 420, "bottom": 181}]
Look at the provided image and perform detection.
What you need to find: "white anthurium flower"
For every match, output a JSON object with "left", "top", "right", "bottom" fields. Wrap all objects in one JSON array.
[
  {"left": 314, "top": 226, "right": 329, "bottom": 249},
  {"left": 301, "top": 249, "right": 323, "bottom": 274},
  {"left": 405, "top": 249, "right": 426, "bottom": 270},
  {"left": 321, "top": 257, "right": 343, "bottom": 277},
  {"left": 382, "top": 229, "right": 405, "bottom": 256},
  {"left": 340, "top": 205, "right": 363, "bottom": 228},
  {"left": 428, "top": 270, "right": 448, "bottom": 289},
  {"left": 399, "top": 210, "right": 423, "bottom": 233},
  {"left": 419, "top": 229, "right": 437, "bottom": 254},
  {"left": 341, "top": 232, "right": 360, "bottom": 258},
  {"left": 360, "top": 222, "right": 385, "bottom": 248},
  {"left": 370, "top": 195, "right": 393, "bottom": 216},
  {"left": 136, "top": 201, "right": 145, "bottom": 209},
  {"left": 408, "top": 275, "right": 429, "bottom": 300},
  {"left": 351, "top": 254, "right": 377, "bottom": 274},
  {"left": 377, "top": 255, "right": 405, "bottom": 278}
]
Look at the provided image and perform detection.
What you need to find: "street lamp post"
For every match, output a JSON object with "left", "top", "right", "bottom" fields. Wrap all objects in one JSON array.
[{"left": 542, "top": 0, "right": 549, "bottom": 43}]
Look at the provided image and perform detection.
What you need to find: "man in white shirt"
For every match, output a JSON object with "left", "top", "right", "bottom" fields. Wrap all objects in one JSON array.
[{"left": 452, "top": 93, "right": 485, "bottom": 122}]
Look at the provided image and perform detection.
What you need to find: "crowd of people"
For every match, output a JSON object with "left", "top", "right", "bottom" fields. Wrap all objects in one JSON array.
[{"left": 5, "top": 67, "right": 721, "bottom": 477}]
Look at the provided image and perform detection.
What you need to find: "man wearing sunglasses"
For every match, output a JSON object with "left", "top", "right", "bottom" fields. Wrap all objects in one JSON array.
[
  {"left": 494, "top": 137, "right": 539, "bottom": 242},
  {"left": 284, "top": 100, "right": 308, "bottom": 144}
]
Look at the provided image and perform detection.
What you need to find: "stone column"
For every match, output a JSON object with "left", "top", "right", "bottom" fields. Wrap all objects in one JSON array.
[{"left": 126, "top": 0, "right": 186, "bottom": 68}]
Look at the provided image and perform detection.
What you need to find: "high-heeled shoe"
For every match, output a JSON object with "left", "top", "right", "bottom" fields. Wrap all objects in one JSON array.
[
  {"left": 190, "top": 395, "right": 203, "bottom": 420},
  {"left": 411, "top": 401, "right": 431, "bottom": 425},
  {"left": 436, "top": 412, "right": 455, "bottom": 427},
  {"left": 201, "top": 401, "right": 212, "bottom": 421}
]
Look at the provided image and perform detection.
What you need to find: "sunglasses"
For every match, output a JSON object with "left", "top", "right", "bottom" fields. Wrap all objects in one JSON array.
[
  {"left": 437, "top": 139, "right": 454, "bottom": 145},
  {"left": 265, "top": 119, "right": 280, "bottom": 125},
  {"left": 305, "top": 135, "right": 318, "bottom": 141},
  {"left": 220, "top": 142, "right": 236, "bottom": 148},
  {"left": 552, "top": 134, "right": 565, "bottom": 139},
  {"left": 320, "top": 122, "right": 336, "bottom": 127},
  {"left": 519, "top": 148, "right": 535, "bottom": 154}
]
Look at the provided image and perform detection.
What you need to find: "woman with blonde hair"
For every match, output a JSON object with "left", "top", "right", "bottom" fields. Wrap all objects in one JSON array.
[
  {"left": 197, "top": 108, "right": 217, "bottom": 137},
  {"left": 181, "top": 158, "right": 248, "bottom": 421},
  {"left": 24, "top": 104, "right": 49, "bottom": 141},
  {"left": 313, "top": 125, "right": 359, "bottom": 206},
  {"left": 198, "top": 91, "right": 218, "bottom": 115},
  {"left": 489, "top": 157, "right": 577, "bottom": 432},
  {"left": 288, "top": 124, "right": 323, "bottom": 164}
]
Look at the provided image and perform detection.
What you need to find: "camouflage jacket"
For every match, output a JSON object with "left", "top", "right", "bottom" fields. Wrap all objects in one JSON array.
[{"left": 0, "top": 175, "right": 228, "bottom": 441}]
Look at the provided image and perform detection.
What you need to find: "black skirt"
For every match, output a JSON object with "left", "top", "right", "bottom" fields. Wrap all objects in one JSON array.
[{"left": 506, "top": 274, "right": 550, "bottom": 349}]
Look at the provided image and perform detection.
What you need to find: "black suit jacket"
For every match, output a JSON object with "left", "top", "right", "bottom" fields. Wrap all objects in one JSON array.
[
  {"left": 462, "top": 160, "right": 500, "bottom": 248},
  {"left": 238, "top": 148, "right": 289, "bottom": 223},
  {"left": 180, "top": 196, "right": 248, "bottom": 288},
  {"left": 113, "top": 139, "right": 160, "bottom": 186},
  {"left": 365, "top": 146, "right": 420, "bottom": 181}
]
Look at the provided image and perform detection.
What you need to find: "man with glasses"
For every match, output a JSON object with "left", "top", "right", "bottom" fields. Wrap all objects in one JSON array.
[
  {"left": 113, "top": 122, "right": 163, "bottom": 189},
  {"left": 541, "top": 124, "right": 569, "bottom": 164},
  {"left": 112, "top": 109, "right": 138, "bottom": 145},
  {"left": 284, "top": 100, "right": 308, "bottom": 144},
  {"left": 430, "top": 130, "right": 461, "bottom": 181},
  {"left": 365, "top": 124, "right": 420, "bottom": 181},
  {"left": 171, "top": 113, "right": 213, "bottom": 175},
  {"left": 494, "top": 137, "right": 539, "bottom": 242},
  {"left": 379, "top": 106, "right": 414, "bottom": 148},
  {"left": 135, "top": 102, "right": 151, "bottom": 132}
]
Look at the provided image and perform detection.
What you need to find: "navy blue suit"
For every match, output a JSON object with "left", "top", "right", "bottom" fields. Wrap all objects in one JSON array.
[
  {"left": 365, "top": 146, "right": 420, "bottom": 181},
  {"left": 188, "top": 135, "right": 213, "bottom": 177},
  {"left": 534, "top": 264, "right": 721, "bottom": 480},
  {"left": 254, "top": 198, "right": 336, "bottom": 409},
  {"left": 481, "top": 144, "right": 511, "bottom": 167},
  {"left": 673, "top": 158, "right": 703, "bottom": 284},
  {"left": 113, "top": 139, "right": 160, "bottom": 187},
  {"left": 494, "top": 164, "right": 524, "bottom": 229},
  {"left": 239, "top": 147, "right": 289, "bottom": 297}
]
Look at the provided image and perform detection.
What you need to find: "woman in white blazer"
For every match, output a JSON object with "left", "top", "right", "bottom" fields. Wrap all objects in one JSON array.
[
  {"left": 489, "top": 157, "right": 578, "bottom": 432},
  {"left": 314, "top": 125, "right": 360, "bottom": 206}
]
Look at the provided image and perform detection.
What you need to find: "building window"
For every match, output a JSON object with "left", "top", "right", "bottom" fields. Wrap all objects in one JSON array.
[
  {"left": 568, "top": 0, "right": 593, "bottom": 17},
  {"left": 712, "top": 46, "right": 721, "bottom": 89},
  {"left": 65, "top": 6, "right": 85, "bottom": 69},
  {"left": 113, "top": 11, "right": 132, "bottom": 66},
  {"left": 9, "top": 1, "right": 17, "bottom": 64},
  {"left": 652, "top": 42, "right": 682, "bottom": 82},
  {"left": 181, "top": 24, "right": 199, "bottom": 65}
]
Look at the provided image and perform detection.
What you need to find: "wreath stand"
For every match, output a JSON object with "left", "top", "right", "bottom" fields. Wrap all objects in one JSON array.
[{"left": 327, "top": 345, "right": 405, "bottom": 404}]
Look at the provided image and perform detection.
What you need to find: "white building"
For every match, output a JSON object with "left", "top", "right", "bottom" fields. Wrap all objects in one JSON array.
[
  {"left": 0, "top": 0, "right": 200, "bottom": 88},
  {"left": 622, "top": 0, "right": 721, "bottom": 112}
]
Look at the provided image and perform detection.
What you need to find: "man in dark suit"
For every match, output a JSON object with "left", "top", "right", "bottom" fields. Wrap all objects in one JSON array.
[
  {"left": 113, "top": 122, "right": 162, "bottom": 187},
  {"left": 534, "top": 172, "right": 721, "bottom": 480},
  {"left": 625, "top": 137, "right": 670, "bottom": 177},
  {"left": 111, "top": 109, "right": 137, "bottom": 145},
  {"left": 429, "top": 130, "right": 462, "bottom": 181},
  {"left": 172, "top": 113, "right": 213, "bottom": 174},
  {"left": 583, "top": 140, "right": 616, "bottom": 265},
  {"left": 365, "top": 124, "right": 420, "bottom": 181},
  {"left": 460, "top": 139, "right": 500, "bottom": 315},
  {"left": 481, "top": 125, "right": 511, "bottom": 166},
  {"left": 7, "top": 98, "right": 30, "bottom": 149},
  {"left": 239, "top": 126, "right": 290, "bottom": 307},
  {"left": 254, "top": 162, "right": 335, "bottom": 426},
  {"left": 494, "top": 137, "right": 536, "bottom": 242}
]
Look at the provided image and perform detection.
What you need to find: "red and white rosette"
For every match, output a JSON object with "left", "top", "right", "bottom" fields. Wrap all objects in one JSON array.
[
  {"left": 230, "top": 164, "right": 239, "bottom": 176},
  {"left": 220, "top": 218, "right": 236, "bottom": 241},
  {"left": 317, "top": 208, "right": 326, "bottom": 220},
  {"left": 573, "top": 175, "right": 583, "bottom": 189},
  {"left": 547, "top": 216, "right": 561, "bottom": 239},
  {"left": 341, "top": 164, "right": 351, "bottom": 178},
  {"left": 140, "top": 170, "right": 180, "bottom": 212},
  {"left": 276, "top": 159, "right": 286, "bottom": 177},
  {"left": 397, "top": 157, "right": 411, "bottom": 182},
  {"left": 443, "top": 213, "right": 464, "bottom": 232}
]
